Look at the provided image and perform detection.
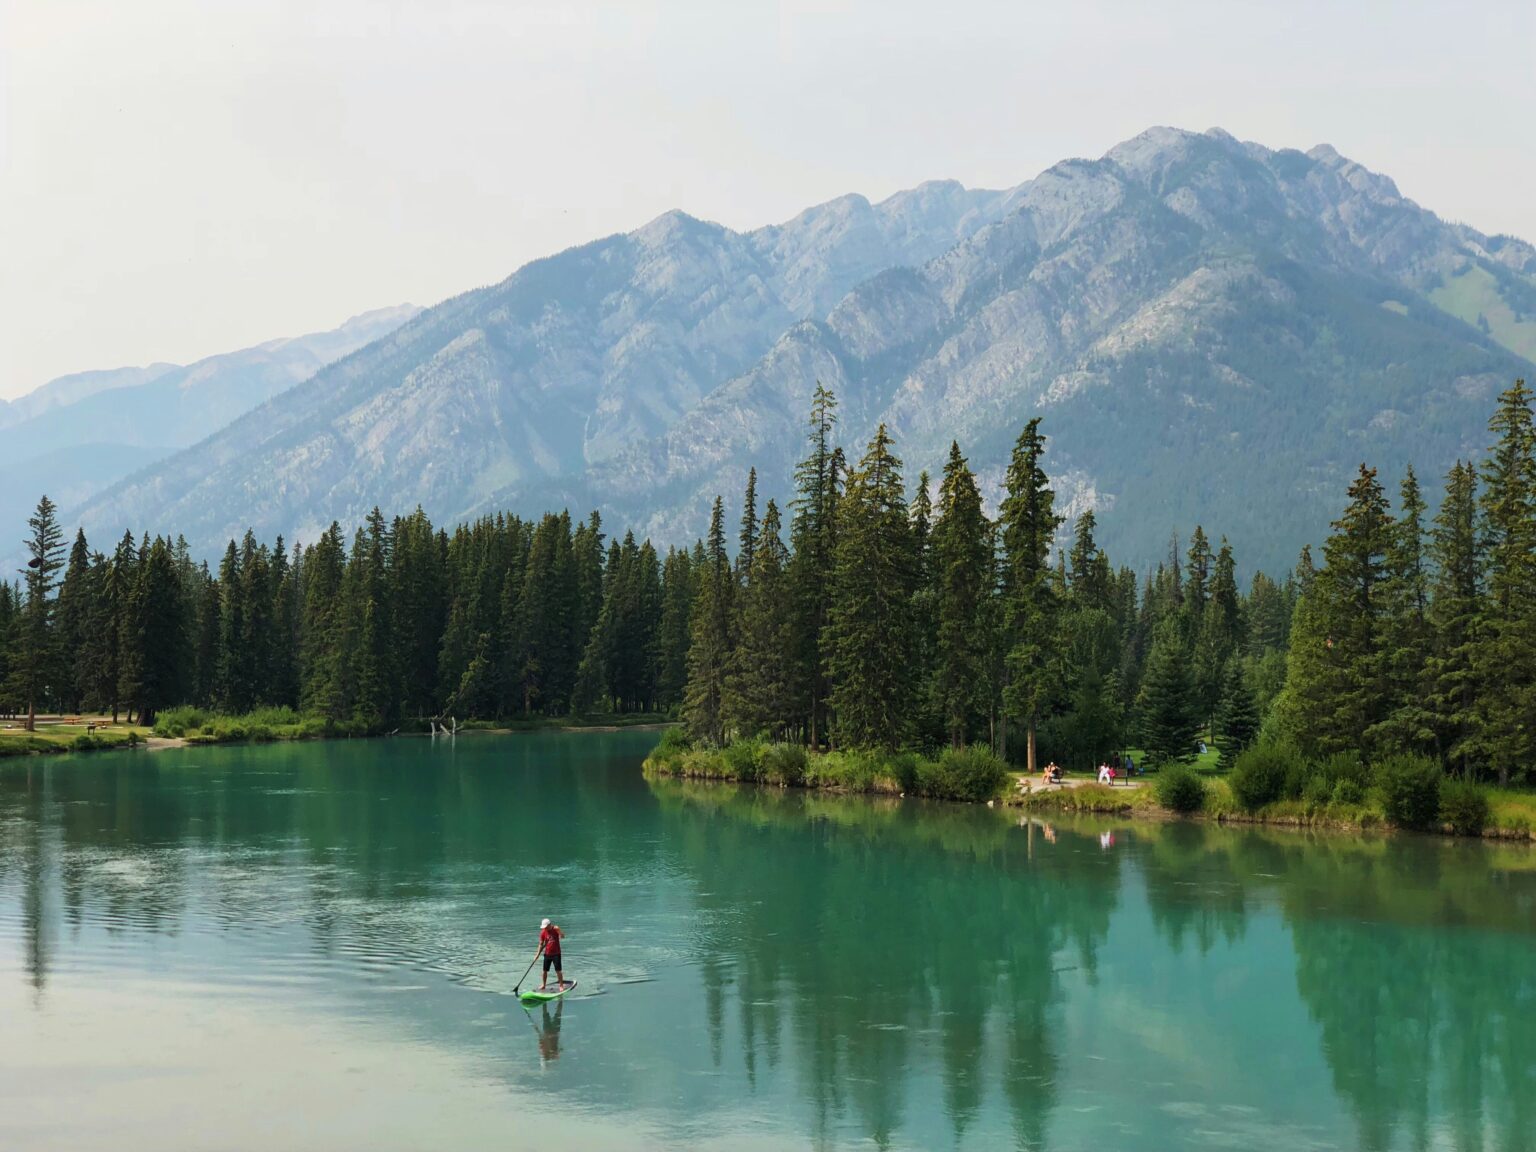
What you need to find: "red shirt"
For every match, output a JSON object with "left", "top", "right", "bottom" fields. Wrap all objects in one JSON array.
[{"left": 540, "top": 925, "right": 562, "bottom": 956}]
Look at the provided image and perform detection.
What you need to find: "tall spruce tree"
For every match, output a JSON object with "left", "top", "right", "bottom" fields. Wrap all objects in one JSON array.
[
  {"left": 11, "top": 496, "right": 66, "bottom": 729},
  {"left": 998, "top": 418, "right": 1061, "bottom": 771},
  {"left": 127, "top": 537, "right": 185, "bottom": 725},
  {"left": 737, "top": 468, "right": 759, "bottom": 584},
  {"left": 823, "top": 425, "right": 913, "bottom": 750},
  {"left": 931, "top": 443, "right": 990, "bottom": 748},
  {"left": 1472, "top": 379, "right": 1536, "bottom": 784},
  {"left": 1375, "top": 467, "right": 1435, "bottom": 755},
  {"left": 54, "top": 530, "right": 94, "bottom": 712},
  {"left": 788, "top": 383, "right": 840, "bottom": 745},
  {"left": 1425, "top": 461, "right": 1481, "bottom": 773},
  {"left": 1136, "top": 622, "right": 1198, "bottom": 764},
  {"left": 683, "top": 497, "right": 733, "bottom": 744},
  {"left": 909, "top": 469, "right": 940, "bottom": 745},
  {"left": 1278, "top": 466, "right": 1393, "bottom": 758},
  {"left": 723, "top": 500, "right": 795, "bottom": 738},
  {"left": 655, "top": 547, "right": 695, "bottom": 711},
  {"left": 1215, "top": 658, "right": 1259, "bottom": 770}
]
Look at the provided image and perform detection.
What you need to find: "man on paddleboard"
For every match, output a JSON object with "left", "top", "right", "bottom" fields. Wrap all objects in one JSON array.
[{"left": 538, "top": 917, "right": 565, "bottom": 991}]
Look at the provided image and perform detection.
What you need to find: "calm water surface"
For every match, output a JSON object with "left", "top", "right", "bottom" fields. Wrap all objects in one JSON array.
[{"left": 2, "top": 732, "right": 1532, "bottom": 1151}]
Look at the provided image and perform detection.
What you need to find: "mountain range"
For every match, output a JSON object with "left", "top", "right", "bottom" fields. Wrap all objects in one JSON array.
[
  {"left": 1, "top": 306, "right": 419, "bottom": 555},
  {"left": 60, "top": 127, "right": 1536, "bottom": 573}
]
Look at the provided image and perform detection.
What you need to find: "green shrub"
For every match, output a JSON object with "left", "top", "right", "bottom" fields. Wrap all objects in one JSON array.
[
  {"left": 1301, "top": 772, "right": 1333, "bottom": 807},
  {"left": 920, "top": 747, "right": 1008, "bottom": 802},
  {"left": 721, "top": 738, "right": 764, "bottom": 781},
  {"left": 654, "top": 726, "right": 689, "bottom": 758},
  {"left": 758, "top": 742, "right": 806, "bottom": 786},
  {"left": 1332, "top": 778, "right": 1365, "bottom": 806},
  {"left": 886, "top": 751, "right": 922, "bottom": 795},
  {"left": 1155, "top": 765, "right": 1206, "bottom": 813},
  {"left": 1229, "top": 743, "right": 1304, "bottom": 812},
  {"left": 1314, "top": 751, "right": 1369, "bottom": 790},
  {"left": 154, "top": 705, "right": 209, "bottom": 738},
  {"left": 1374, "top": 754, "right": 1442, "bottom": 830},
  {"left": 1439, "top": 778, "right": 1489, "bottom": 836}
]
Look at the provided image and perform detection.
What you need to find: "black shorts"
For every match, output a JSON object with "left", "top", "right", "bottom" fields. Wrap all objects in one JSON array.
[{"left": 542, "top": 952, "right": 562, "bottom": 974}]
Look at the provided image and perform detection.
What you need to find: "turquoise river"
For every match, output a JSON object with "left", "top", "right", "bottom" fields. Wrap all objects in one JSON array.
[{"left": 2, "top": 731, "right": 1532, "bottom": 1151}]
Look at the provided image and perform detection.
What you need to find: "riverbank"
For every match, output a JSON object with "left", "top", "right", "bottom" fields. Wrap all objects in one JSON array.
[
  {"left": 1012, "top": 774, "right": 1536, "bottom": 840},
  {"left": 644, "top": 734, "right": 1536, "bottom": 842},
  {"left": 644, "top": 734, "right": 1014, "bottom": 804},
  {"left": 0, "top": 719, "right": 150, "bottom": 757},
  {"left": 0, "top": 708, "right": 673, "bottom": 756}
]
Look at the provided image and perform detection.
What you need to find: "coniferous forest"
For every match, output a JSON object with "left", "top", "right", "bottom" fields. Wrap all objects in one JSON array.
[{"left": 2, "top": 380, "right": 1533, "bottom": 790}]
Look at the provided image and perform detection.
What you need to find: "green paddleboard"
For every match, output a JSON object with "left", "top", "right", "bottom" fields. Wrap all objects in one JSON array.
[{"left": 519, "top": 981, "right": 576, "bottom": 1004}]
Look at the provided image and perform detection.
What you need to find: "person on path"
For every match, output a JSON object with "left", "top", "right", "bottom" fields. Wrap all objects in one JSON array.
[{"left": 538, "top": 917, "right": 565, "bottom": 991}]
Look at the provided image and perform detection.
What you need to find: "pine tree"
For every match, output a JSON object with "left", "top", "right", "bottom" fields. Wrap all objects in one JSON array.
[
  {"left": 300, "top": 523, "right": 347, "bottom": 719},
  {"left": 1068, "top": 510, "right": 1110, "bottom": 611},
  {"left": 788, "top": 383, "right": 839, "bottom": 745},
  {"left": 105, "top": 532, "right": 139, "bottom": 721},
  {"left": 1136, "top": 622, "right": 1198, "bottom": 764},
  {"left": 999, "top": 418, "right": 1062, "bottom": 771},
  {"left": 1191, "top": 539, "right": 1244, "bottom": 730},
  {"left": 723, "top": 500, "right": 795, "bottom": 737},
  {"left": 1425, "top": 461, "right": 1480, "bottom": 773},
  {"left": 0, "top": 582, "right": 16, "bottom": 717},
  {"left": 1277, "top": 466, "right": 1393, "bottom": 758},
  {"left": 1247, "top": 571, "right": 1288, "bottom": 655},
  {"left": 1185, "top": 527, "right": 1211, "bottom": 622},
  {"left": 683, "top": 497, "right": 733, "bottom": 744},
  {"left": 11, "top": 496, "right": 66, "bottom": 729},
  {"left": 823, "top": 425, "right": 913, "bottom": 750},
  {"left": 654, "top": 547, "right": 694, "bottom": 711},
  {"left": 909, "top": 469, "right": 940, "bottom": 745},
  {"left": 737, "top": 468, "right": 759, "bottom": 584},
  {"left": 128, "top": 537, "right": 185, "bottom": 725},
  {"left": 1472, "top": 379, "right": 1536, "bottom": 784},
  {"left": 1375, "top": 467, "right": 1436, "bottom": 755},
  {"left": 1215, "top": 658, "right": 1259, "bottom": 770},
  {"left": 54, "top": 529, "right": 94, "bottom": 712},
  {"left": 931, "top": 443, "right": 990, "bottom": 748}
]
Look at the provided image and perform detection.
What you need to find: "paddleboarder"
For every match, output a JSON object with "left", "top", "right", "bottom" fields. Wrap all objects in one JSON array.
[{"left": 538, "top": 917, "right": 565, "bottom": 991}]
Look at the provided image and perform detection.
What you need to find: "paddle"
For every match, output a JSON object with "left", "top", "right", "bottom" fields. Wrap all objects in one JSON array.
[{"left": 514, "top": 944, "right": 544, "bottom": 997}]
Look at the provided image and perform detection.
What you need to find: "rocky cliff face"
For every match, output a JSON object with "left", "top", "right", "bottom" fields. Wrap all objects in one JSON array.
[{"left": 77, "top": 128, "right": 1536, "bottom": 573}]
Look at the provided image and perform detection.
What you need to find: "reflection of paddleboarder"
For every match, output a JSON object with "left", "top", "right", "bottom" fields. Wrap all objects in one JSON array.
[
  {"left": 537, "top": 1000, "right": 563, "bottom": 1062},
  {"left": 538, "top": 917, "right": 565, "bottom": 991}
]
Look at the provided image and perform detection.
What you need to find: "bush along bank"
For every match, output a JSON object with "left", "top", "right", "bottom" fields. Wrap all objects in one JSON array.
[
  {"left": 643, "top": 730, "right": 1011, "bottom": 804},
  {"left": 1015, "top": 741, "right": 1533, "bottom": 841},
  {"left": 152, "top": 705, "right": 378, "bottom": 744}
]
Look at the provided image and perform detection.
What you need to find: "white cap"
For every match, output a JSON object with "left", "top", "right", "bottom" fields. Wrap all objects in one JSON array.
[{"left": 540, "top": 918, "right": 551, "bottom": 929}]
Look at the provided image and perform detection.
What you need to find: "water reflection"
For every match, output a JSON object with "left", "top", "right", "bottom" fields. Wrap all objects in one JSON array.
[{"left": 0, "top": 738, "right": 1533, "bottom": 1151}]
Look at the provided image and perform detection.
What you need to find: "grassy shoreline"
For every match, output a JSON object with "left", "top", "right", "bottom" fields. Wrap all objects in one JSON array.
[
  {"left": 645, "top": 733, "right": 1536, "bottom": 843},
  {"left": 0, "top": 709, "right": 673, "bottom": 756},
  {"left": 1009, "top": 776, "right": 1536, "bottom": 841},
  {"left": 643, "top": 734, "right": 1010, "bottom": 803}
]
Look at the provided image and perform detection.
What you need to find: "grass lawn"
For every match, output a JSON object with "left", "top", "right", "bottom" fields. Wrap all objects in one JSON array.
[
  {"left": 0, "top": 720, "right": 151, "bottom": 756},
  {"left": 1119, "top": 743, "right": 1223, "bottom": 775}
]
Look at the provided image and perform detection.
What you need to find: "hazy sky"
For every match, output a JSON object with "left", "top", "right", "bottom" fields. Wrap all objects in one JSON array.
[{"left": 2, "top": 0, "right": 1531, "bottom": 397}]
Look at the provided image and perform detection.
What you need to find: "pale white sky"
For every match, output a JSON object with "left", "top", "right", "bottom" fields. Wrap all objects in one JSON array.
[{"left": 2, "top": 0, "right": 1531, "bottom": 397}]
